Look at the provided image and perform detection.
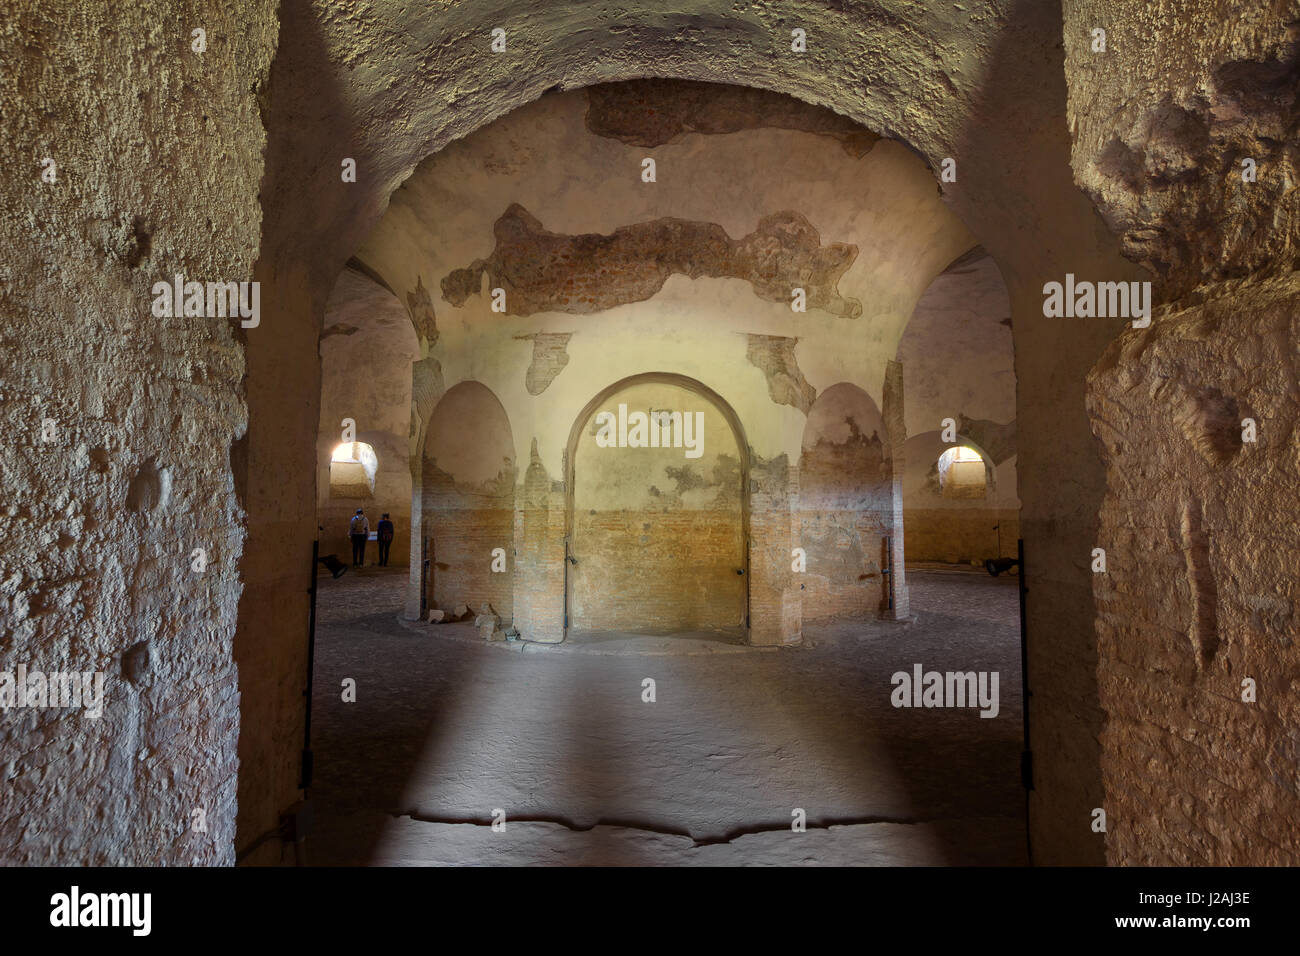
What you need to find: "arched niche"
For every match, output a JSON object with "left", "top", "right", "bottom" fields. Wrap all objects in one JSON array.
[
  {"left": 798, "top": 382, "right": 893, "bottom": 622},
  {"left": 564, "top": 372, "right": 750, "bottom": 636}
]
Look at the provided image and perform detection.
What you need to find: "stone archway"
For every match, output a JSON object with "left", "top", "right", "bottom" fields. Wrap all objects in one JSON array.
[
  {"left": 563, "top": 373, "right": 751, "bottom": 638},
  {"left": 422, "top": 382, "right": 517, "bottom": 619},
  {"left": 240, "top": 0, "right": 1144, "bottom": 864}
]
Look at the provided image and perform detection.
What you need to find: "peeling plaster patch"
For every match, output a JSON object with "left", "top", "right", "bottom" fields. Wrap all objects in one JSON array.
[
  {"left": 406, "top": 276, "right": 439, "bottom": 346},
  {"left": 802, "top": 419, "right": 890, "bottom": 510},
  {"left": 956, "top": 414, "right": 1017, "bottom": 465},
  {"left": 514, "top": 332, "right": 573, "bottom": 395},
  {"left": 442, "top": 204, "right": 861, "bottom": 318},
  {"left": 423, "top": 458, "right": 516, "bottom": 501},
  {"left": 746, "top": 334, "right": 817, "bottom": 413},
  {"left": 585, "top": 79, "right": 881, "bottom": 157}
]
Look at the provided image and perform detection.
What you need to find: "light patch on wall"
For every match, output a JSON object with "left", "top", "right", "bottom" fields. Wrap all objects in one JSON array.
[
  {"left": 938, "top": 445, "right": 986, "bottom": 499},
  {"left": 331, "top": 441, "right": 378, "bottom": 497}
]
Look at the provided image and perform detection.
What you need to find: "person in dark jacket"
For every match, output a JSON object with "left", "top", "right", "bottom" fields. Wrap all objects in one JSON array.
[{"left": 377, "top": 513, "right": 395, "bottom": 567}]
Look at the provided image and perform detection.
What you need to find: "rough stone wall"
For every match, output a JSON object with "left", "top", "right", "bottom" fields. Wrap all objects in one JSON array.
[
  {"left": 1064, "top": 0, "right": 1300, "bottom": 299},
  {"left": 1067, "top": 0, "right": 1300, "bottom": 866},
  {"left": 1087, "top": 272, "right": 1300, "bottom": 865},
  {"left": 0, "top": 0, "right": 277, "bottom": 863}
]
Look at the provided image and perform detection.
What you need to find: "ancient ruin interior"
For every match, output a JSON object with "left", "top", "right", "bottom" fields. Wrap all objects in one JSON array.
[{"left": 2, "top": 0, "right": 1298, "bottom": 878}]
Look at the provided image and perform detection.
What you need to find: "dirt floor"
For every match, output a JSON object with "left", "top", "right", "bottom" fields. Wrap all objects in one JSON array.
[{"left": 304, "top": 567, "right": 1027, "bottom": 865}]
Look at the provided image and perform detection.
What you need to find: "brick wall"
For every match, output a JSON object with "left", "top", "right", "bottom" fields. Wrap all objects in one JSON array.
[
  {"left": 571, "top": 510, "right": 745, "bottom": 631},
  {"left": 905, "top": 508, "right": 1020, "bottom": 563}
]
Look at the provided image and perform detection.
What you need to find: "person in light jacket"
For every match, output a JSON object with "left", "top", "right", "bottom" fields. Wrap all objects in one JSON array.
[{"left": 349, "top": 508, "right": 369, "bottom": 567}]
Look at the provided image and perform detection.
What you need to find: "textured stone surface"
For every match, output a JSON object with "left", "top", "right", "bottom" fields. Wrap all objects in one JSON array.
[
  {"left": 1087, "top": 271, "right": 1300, "bottom": 865},
  {"left": 1063, "top": 1, "right": 1300, "bottom": 298},
  {"left": 586, "top": 79, "right": 882, "bottom": 156},
  {"left": 0, "top": 0, "right": 276, "bottom": 864},
  {"left": 441, "top": 204, "right": 862, "bottom": 318}
]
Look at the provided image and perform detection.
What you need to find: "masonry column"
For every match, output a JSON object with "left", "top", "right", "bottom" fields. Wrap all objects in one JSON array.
[
  {"left": 748, "top": 454, "right": 802, "bottom": 645},
  {"left": 513, "top": 439, "right": 566, "bottom": 642}
]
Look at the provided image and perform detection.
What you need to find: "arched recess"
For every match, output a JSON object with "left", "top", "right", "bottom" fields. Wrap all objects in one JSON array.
[
  {"left": 315, "top": 267, "right": 420, "bottom": 567},
  {"left": 895, "top": 246, "right": 1019, "bottom": 565},
  {"left": 564, "top": 373, "right": 750, "bottom": 637},
  {"left": 423, "top": 382, "right": 516, "bottom": 618},
  {"left": 902, "top": 430, "right": 1019, "bottom": 564},
  {"left": 798, "top": 383, "right": 894, "bottom": 622}
]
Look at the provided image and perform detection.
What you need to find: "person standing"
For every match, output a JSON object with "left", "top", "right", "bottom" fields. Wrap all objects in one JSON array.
[
  {"left": 377, "top": 513, "right": 395, "bottom": 567},
  {"left": 349, "top": 508, "right": 369, "bottom": 567}
]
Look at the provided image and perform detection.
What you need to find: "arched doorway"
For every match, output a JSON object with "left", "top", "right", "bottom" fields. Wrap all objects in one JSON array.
[
  {"left": 423, "top": 382, "right": 516, "bottom": 618},
  {"left": 798, "top": 383, "right": 894, "bottom": 622},
  {"left": 564, "top": 373, "right": 750, "bottom": 637}
]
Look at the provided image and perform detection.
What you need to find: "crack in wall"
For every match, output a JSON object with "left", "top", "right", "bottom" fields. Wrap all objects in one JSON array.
[{"left": 388, "top": 809, "right": 955, "bottom": 848}]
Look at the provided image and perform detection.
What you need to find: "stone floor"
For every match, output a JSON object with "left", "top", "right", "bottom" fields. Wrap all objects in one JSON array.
[{"left": 305, "top": 566, "right": 1028, "bottom": 865}]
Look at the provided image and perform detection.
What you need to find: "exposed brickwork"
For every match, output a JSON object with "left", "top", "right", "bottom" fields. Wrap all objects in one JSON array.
[
  {"left": 441, "top": 204, "right": 861, "bottom": 318},
  {"left": 424, "top": 462, "right": 516, "bottom": 619},
  {"left": 749, "top": 455, "right": 801, "bottom": 645},
  {"left": 905, "top": 509, "right": 1020, "bottom": 563},
  {"left": 571, "top": 511, "right": 745, "bottom": 631}
]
